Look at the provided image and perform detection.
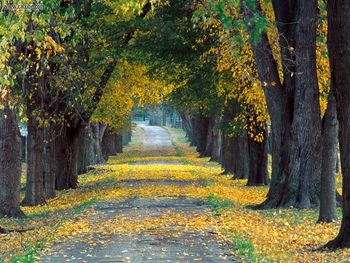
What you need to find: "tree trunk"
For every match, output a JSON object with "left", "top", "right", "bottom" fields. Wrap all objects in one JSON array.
[
  {"left": 234, "top": 133, "right": 250, "bottom": 179},
  {"left": 180, "top": 112, "right": 194, "bottom": 143},
  {"left": 102, "top": 128, "right": 117, "bottom": 161},
  {"left": 318, "top": 89, "right": 338, "bottom": 223},
  {"left": 243, "top": 0, "right": 322, "bottom": 208},
  {"left": 221, "top": 134, "right": 236, "bottom": 175},
  {"left": 220, "top": 109, "right": 249, "bottom": 178},
  {"left": 196, "top": 115, "right": 210, "bottom": 155},
  {"left": 89, "top": 122, "right": 107, "bottom": 164},
  {"left": 202, "top": 115, "right": 215, "bottom": 157},
  {"left": 0, "top": 107, "right": 24, "bottom": 217},
  {"left": 247, "top": 129, "right": 269, "bottom": 186},
  {"left": 211, "top": 120, "right": 222, "bottom": 163},
  {"left": 22, "top": 102, "right": 46, "bottom": 206},
  {"left": 44, "top": 125, "right": 59, "bottom": 199},
  {"left": 325, "top": 0, "right": 350, "bottom": 248},
  {"left": 54, "top": 119, "right": 86, "bottom": 190},
  {"left": 116, "top": 134, "right": 123, "bottom": 153},
  {"left": 77, "top": 126, "right": 93, "bottom": 175}
]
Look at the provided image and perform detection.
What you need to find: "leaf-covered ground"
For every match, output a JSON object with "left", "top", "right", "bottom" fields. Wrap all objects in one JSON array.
[{"left": 0, "top": 126, "right": 348, "bottom": 262}]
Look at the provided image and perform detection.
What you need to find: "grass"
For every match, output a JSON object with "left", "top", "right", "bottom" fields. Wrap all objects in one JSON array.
[
  {"left": 207, "top": 195, "right": 234, "bottom": 213},
  {"left": 1, "top": 199, "right": 97, "bottom": 262},
  {"left": 128, "top": 124, "right": 146, "bottom": 147},
  {"left": 229, "top": 233, "right": 274, "bottom": 263},
  {"left": 1, "top": 125, "right": 348, "bottom": 263}
]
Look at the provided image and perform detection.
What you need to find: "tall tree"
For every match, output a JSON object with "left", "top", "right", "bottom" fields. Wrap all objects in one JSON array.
[
  {"left": 0, "top": 106, "right": 24, "bottom": 217},
  {"left": 207, "top": 0, "right": 322, "bottom": 207},
  {"left": 325, "top": 0, "right": 350, "bottom": 248},
  {"left": 318, "top": 88, "right": 338, "bottom": 223}
]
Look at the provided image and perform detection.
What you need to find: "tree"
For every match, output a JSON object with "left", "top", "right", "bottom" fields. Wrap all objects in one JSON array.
[
  {"left": 0, "top": 0, "right": 154, "bottom": 209},
  {"left": 325, "top": 0, "right": 350, "bottom": 248},
  {"left": 318, "top": 88, "right": 338, "bottom": 223},
  {"left": 206, "top": 0, "right": 322, "bottom": 207},
  {"left": 0, "top": 106, "right": 24, "bottom": 217}
]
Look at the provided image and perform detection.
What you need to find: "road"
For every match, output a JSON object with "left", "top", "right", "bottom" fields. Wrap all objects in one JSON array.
[{"left": 41, "top": 124, "right": 234, "bottom": 263}]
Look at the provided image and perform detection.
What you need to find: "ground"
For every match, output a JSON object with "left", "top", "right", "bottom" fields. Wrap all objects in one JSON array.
[
  {"left": 0, "top": 124, "right": 350, "bottom": 262},
  {"left": 40, "top": 123, "right": 231, "bottom": 262}
]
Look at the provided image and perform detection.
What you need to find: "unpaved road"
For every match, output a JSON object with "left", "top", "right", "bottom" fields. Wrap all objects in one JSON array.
[
  {"left": 138, "top": 123, "right": 172, "bottom": 148},
  {"left": 41, "top": 124, "right": 234, "bottom": 262}
]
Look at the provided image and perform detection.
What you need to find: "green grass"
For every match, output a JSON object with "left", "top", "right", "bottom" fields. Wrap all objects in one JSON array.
[
  {"left": 10, "top": 242, "right": 43, "bottom": 263},
  {"left": 256, "top": 207, "right": 342, "bottom": 225},
  {"left": 201, "top": 179, "right": 213, "bottom": 187},
  {"left": 1, "top": 199, "right": 98, "bottom": 263},
  {"left": 128, "top": 125, "right": 145, "bottom": 146},
  {"left": 207, "top": 195, "right": 233, "bottom": 213},
  {"left": 229, "top": 234, "right": 273, "bottom": 263}
]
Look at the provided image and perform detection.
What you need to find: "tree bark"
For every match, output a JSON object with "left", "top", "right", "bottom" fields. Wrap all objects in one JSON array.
[
  {"left": 318, "top": 89, "right": 338, "bottom": 223},
  {"left": 116, "top": 134, "right": 123, "bottom": 153},
  {"left": 247, "top": 128, "right": 269, "bottom": 186},
  {"left": 22, "top": 95, "right": 46, "bottom": 206},
  {"left": 54, "top": 119, "right": 86, "bottom": 190},
  {"left": 44, "top": 125, "right": 60, "bottom": 199},
  {"left": 195, "top": 115, "right": 210, "bottom": 155},
  {"left": 102, "top": 128, "right": 118, "bottom": 161},
  {"left": 210, "top": 115, "right": 222, "bottom": 163},
  {"left": 77, "top": 126, "right": 93, "bottom": 175},
  {"left": 325, "top": 0, "right": 350, "bottom": 248},
  {"left": 0, "top": 107, "right": 24, "bottom": 217},
  {"left": 202, "top": 115, "right": 215, "bottom": 157},
  {"left": 243, "top": 0, "right": 322, "bottom": 208},
  {"left": 221, "top": 133, "right": 236, "bottom": 175},
  {"left": 89, "top": 122, "right": 107, "bottom": 164}
]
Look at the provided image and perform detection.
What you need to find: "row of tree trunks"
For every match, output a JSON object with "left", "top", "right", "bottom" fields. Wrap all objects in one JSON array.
[
  {"left": 180, "top": 110, "right": 268, "bottom": 186},
  {"left": 30, "top": 120, "right": 128, "bottom": 201}
]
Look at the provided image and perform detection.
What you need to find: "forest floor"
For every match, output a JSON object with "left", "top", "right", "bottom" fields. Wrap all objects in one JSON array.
[{"left": 0, "top": 124, "right": 349, "bottom": 262}]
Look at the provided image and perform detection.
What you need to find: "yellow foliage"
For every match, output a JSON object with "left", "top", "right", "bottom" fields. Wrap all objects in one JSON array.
[{"left": 0, "top": 128, "right": 346, "bottom": 262}]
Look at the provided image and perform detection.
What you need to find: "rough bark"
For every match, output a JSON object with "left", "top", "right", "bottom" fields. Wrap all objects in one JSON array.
[
  {"left": 221, "top": 133, "right": 250, "bottom": 179},
  {"left": 318, "top": 90, "right": 338, "bottom": 223},
  {"left": 180, "top": 113, "right": 194, "bottom": 143},
  {"left": 44, "top": 125, "right": 59, "bottom": 199},
  {"left": 221, "top": 134, "right": 235, "bottom": 175},
  {"left": 102, "top": 128, "right": 118, "bottom": 161},
  {"left": 22, "top": 96, "right": 46, "bottom": 206},
  {"left": 220, "top": 109, "right": 249, "bottom": 178},
  {"left": 195, "top": 115, "right": 210, "bottom": 155},
  {"left": 243, "top": 0, "right": 322, "bottom": 208},
  {"left": 77, "top": 126, "right": 93, "bottom": 175},
  {"left": 0, "top": 107, "right": 24, "bottom": 217},
  {"left": 202, "top": 115, "right": 215, "bottom": 157},
  {"left": 247, "top": 129, "right": 269, "bottom": 186},
  {"left": 211, "top": 116, "right": 223, "bottom": 163},
  {"left": 325, "top": 0, "right": 350, "bottom": 248},
  {"left": 116, "top": 134, "right": 124, "bottom": 153},
  {"left": 90, "top": 122, "right": 107, "bottom": 164},
  {"left": 53, "top": 119, "right": 86, "bottom": 190}
]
